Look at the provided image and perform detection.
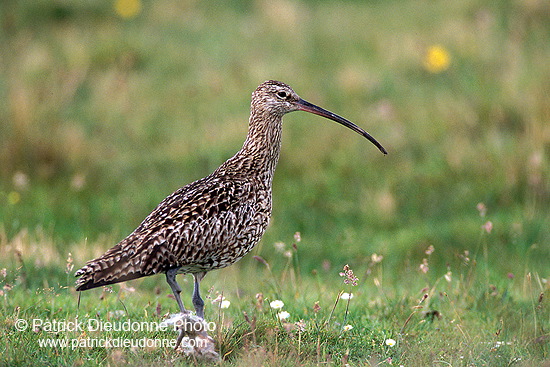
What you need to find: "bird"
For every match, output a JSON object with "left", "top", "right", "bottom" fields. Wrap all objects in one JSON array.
[{"left": 75, "top": 80, "right": 387, "bottom": 322}]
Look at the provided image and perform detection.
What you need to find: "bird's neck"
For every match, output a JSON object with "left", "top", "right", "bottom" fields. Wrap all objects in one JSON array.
[{"left": 222, "top": 109, "right": 283, "bottom": 186}]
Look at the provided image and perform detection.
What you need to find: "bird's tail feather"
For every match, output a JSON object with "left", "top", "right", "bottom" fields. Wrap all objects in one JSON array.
[{"left": 75, "top": 247, "right": 146, "bottom": 291}]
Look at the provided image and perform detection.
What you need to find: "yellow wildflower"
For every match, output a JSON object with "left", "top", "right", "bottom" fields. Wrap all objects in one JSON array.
[
  {"left": 423, "top": 45, "right": 451, "bottom": 73},
  {"left": 114, "top": 0, "right": 142, "bottom": 19},
  {"left": 8, "top": 191, "right": 20, "bottom": 205}
]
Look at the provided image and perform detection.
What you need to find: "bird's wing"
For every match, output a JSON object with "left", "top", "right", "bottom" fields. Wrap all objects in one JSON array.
[{"left": 75, "top": 174, "right": 266, "bottom": 290}]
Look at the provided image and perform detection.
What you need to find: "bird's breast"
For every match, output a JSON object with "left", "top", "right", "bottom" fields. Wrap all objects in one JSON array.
[{"left": 168, "top": 183, "right": 272, "bottom": 272}]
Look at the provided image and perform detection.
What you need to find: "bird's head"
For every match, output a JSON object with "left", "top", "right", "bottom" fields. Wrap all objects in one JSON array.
[
  {"left": 252, "top": 80, "right": 302, "bottom": 116},
  {"left": 252, "top": 80, "right": 387, "bottom": 154}
]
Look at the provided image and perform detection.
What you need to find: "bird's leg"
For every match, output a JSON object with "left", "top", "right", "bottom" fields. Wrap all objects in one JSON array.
[
  {"left": 174, "top": 328, "right": 185, "bottom": 350},
  {"left": 166, "top": 268, "right": 186, "bottom": 313},
  {"left": 166, "top": 268, "right": 188, "bottom": 351},
  {"left": 192, "top": 272, "right": 206, "bottom": 319}
]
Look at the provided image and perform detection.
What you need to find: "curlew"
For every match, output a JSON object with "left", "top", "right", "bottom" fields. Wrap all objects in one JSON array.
[{"left": 75, "top": 80, "right": 386, "bottom": 325}]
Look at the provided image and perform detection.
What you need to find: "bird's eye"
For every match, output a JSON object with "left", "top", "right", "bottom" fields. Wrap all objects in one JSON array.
[{"left": 276, "top": 91, "right": 289, "bottom": 99}]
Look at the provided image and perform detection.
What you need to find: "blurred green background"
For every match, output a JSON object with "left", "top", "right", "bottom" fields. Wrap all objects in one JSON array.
[{"left": 0, "top": 0, "right": 548, "bottom": 279}]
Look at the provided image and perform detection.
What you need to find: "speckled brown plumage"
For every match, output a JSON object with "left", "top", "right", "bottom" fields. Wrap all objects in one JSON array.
[{"left": 75, "top": 80, "right": 387, "bottom": 319}]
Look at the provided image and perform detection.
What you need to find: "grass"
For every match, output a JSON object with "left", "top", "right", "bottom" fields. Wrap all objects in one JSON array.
[
  {"left": 0, "top": 230, "right": 548, "bottom": 366},
  {"left": 0, "top": 0, "right": 549, "bottom": 365}
]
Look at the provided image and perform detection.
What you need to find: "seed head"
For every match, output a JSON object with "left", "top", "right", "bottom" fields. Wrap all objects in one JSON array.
[{"left": 339, "top": 264, "right": 359, "bottom": 286}]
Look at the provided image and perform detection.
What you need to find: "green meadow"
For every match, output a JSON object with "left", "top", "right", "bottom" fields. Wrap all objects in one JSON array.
[{"left": 0, "top": 0, "right": 548, "bottom": 365}]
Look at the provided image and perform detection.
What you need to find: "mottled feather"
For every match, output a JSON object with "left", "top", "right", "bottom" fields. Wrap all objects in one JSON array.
[{"left": 75, "top": 168, "right": 271, "bottom": 290}]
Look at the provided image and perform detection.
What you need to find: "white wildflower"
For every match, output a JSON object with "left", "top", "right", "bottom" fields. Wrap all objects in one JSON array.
[
  {"left": 274, "top": 242, "right": 286, "bottom": 252},
  {"left": 277, "top": 311, "right": 290, "bottom": 320},
  {"left": 270, "top": 300, "right": 284, "bottom": 309},
  {"left": 220, "top": 299, "right": 230, "bottom": 309}
]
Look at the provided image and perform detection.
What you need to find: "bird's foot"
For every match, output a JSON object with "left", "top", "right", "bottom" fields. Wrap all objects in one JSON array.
[{"left": 162, "top": 311, "right": 219, "bottom": 362}]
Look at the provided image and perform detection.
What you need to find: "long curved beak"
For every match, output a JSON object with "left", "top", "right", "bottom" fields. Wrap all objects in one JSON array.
[{"left": 296, "top": 98, "right": 387, "bottom": 155}]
